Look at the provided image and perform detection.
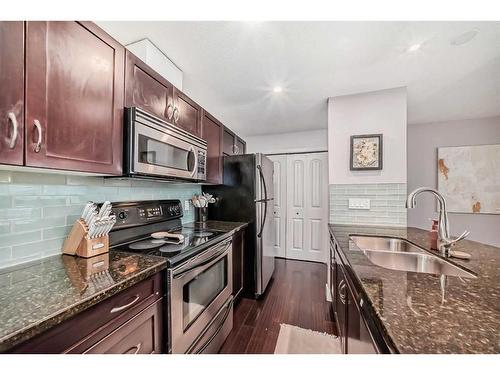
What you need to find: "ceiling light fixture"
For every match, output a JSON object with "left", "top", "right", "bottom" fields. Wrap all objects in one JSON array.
[
  {"left": 273, "top": 86, "right": 283, "bottom": 93},
  {"left": 407, "top": 43, "right": 421, "bottom": 52},
  {"left": 450, "top": 29, "right": 479, "bottom": 46}
]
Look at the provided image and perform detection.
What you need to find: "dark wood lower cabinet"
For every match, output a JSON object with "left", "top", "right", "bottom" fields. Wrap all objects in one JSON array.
[
  {"left": 84, "top": 299, "right": 162, "bottom": 354},
  {"left": 232, "top": 229, "right": 245, "bottom": 302},
  {"left": 10, "top": 273, "right": 163, "bottom": 354},
  {"left": 346, "top": 293, "right": 377, "bottom": 354},
  {"left": 330, "top": 234, "right": 379, "bottom": 354}
]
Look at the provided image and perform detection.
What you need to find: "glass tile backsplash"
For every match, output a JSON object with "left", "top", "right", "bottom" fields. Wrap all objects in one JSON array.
[
  {"left": 329, "top": 183, "right": 407, "bottom": 227},
  {"left": 0, "top": 171, "right": 201, "bottom": 269}
]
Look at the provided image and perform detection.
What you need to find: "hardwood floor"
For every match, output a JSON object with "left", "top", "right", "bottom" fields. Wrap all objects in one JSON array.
[{"left": 220, "top": 258, "right": 336, "bottom": 354}]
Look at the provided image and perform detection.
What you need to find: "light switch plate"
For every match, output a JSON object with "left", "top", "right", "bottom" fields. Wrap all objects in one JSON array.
[
  {"left": 184, "top": 200, "right": 191, "bottom": 211},
  {"left": 349, "top": 198, "right": 370, "bottom": 210}
]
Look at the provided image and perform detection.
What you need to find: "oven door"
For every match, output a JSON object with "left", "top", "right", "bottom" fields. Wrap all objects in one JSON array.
[
  {"left": 133, "top": 121, "right": 199, "bottom": 180},
  {"left": 170, "top": 238, "right": 233, "bottom": 354}
]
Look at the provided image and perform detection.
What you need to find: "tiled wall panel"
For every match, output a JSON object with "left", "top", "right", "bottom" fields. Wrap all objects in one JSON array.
[
  {"left": 0, "top": 171, "right": 201, "bottom": 269},
  {"left": 329, "top": 183, "right": 407, "bottom": 226}
]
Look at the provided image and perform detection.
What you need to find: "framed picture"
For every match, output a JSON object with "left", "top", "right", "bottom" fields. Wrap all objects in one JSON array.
[{"left": 350, "top": 134, "right": 383, "bottom": 170}]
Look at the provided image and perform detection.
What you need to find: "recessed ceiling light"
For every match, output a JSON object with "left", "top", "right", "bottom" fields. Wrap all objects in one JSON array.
[
  {"left": 273, "top": 86, "right": 283, "bottom": 93},
  {"left": 407, "top": 43, "right": 421, "bottom": 52},
  {"left": 450, "top": 29, "right": 479, "bottom": 46}
]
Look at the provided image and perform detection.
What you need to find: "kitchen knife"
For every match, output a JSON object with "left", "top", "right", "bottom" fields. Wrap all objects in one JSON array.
[{"left": 98, "top": 201, "right": 111, "bottom": 220}]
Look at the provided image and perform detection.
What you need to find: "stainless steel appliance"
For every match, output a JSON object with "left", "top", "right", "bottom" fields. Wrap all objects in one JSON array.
[
  {"left": 123, "top": 107, "right": 207, "bottom": 182},
  {"left": 204, "top": 153, "right": 275, "bottom": 298},
  {"left": 108, "top": 200, "right": 233, "bottom": 354}
]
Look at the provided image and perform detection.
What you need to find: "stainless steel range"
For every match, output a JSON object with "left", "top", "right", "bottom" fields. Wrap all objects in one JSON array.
[{"left": 108, "top": 199, "right": 233, "bottom": 354}]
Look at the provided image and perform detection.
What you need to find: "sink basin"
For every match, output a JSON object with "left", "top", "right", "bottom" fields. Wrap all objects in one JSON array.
[
  {"left": 350, "top": 235, "right": 427, "bottom": 254},
  {"left": 349, "top": 235, "right": 476, "bottom": 279}
]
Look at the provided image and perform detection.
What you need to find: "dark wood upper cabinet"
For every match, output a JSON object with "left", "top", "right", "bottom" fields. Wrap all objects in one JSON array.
[
  {"left": 201, "top": 111, "right": 223, "bottom": 184},
  {"left": 235, "top": 136, "right": 246, "bottom": 155},
  {"left": 173, "top": 88, "right": 202, "bottom": 137},
  {"left": 25, "top": 21, "right": 125, "bottom": 175},
  {"left": 223, "top": 127, "right": 246, "bottom": 156},
  {"left": 223, "top": 128, "right": 235, "bottom": 156},
  {"left": 0, "top": 22, "right": 24, "bottom": 166},
  {"left": 125, "top": 50, "right": 174, "bottom": 122}
]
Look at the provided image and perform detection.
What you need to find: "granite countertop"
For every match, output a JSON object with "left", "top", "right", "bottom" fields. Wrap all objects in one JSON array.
[
  {"left": 329, "top": 224, "right": 500, "bottom": 354},
  {"left": 0, "top": 251, "right": 167, "bottom": 352}
]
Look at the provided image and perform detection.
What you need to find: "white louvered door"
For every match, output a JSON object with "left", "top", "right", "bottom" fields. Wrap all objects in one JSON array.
[{"left": 285, "top": 152, "right": 328, "bottom": 263}]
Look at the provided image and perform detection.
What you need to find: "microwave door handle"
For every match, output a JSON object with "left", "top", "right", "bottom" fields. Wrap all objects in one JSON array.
[{"left": 189, "top": 146, "right": 198, "bottom": 177}]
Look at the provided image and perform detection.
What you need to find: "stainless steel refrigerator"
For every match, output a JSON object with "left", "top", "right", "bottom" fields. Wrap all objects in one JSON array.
[{"left": 204, "top": 153, "right": 275, "bottom": 298}]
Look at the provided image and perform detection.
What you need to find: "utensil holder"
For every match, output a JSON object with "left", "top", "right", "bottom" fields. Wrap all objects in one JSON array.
[
  {"left": 62, "top": 219, "right": 109, "bottom": 258},
  {"left": 194, "top": 207, "right": 208, "bottom": 228}
]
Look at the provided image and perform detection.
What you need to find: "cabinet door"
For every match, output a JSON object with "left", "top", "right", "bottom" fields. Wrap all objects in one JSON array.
[
  {"left": 335, "top": 259, "right": 348, "bottom": 353},
  {"left": 346, "top": 288, "right": 378, "bottom": 354},
  {"left": 222, "top": 128, "right": 235, "bottom": 155},
  {"left": 25, "top": 21, "right": 125, "bottom": 175},
  {"left": 235, "top": 137, "right": 246, "bottom": 155},
  {"left": 173, "top": 88, "right": 202, "bottom": 137},
  {"left": 125, "top": 50, "right": 174, "bottom": 122},
  {"left": 84, "top": 299, "right": 163, "bottom": 354},
  {"left": 0, "top": 21, "right": 24, "bottom": 166},
  {"left": 202, "top": 111, "right": 223, "bottom": 184},
  {"left": 232, "top": 229, "right": 245, "bottom": 302}
]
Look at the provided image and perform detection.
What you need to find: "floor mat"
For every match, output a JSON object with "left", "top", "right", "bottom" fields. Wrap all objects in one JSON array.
[{"left": 274, "top": 323, "right": 341, "bottom": 354}]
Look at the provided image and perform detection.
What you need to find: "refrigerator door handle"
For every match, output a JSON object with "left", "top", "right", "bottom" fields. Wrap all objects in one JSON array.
[
  {"left": 256, "top": 164, "right": 268, "bottom": 238},
  {"left": 256, "top": 164, "right": 268, "bottom": 202},
  {"left": 257, "top": 200, "right": 267, "bottom": 238}
]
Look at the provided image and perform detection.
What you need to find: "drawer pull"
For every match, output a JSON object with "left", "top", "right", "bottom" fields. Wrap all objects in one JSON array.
[
  {"left": 110, "top": 294, "right": 140, "bottom": 314},
  {"left": 125, "top": 342, "right": 142, "bottom": 354}
]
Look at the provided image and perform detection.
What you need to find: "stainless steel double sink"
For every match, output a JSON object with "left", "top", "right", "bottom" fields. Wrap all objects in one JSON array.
[{"left": 349, "top": 235, "right": 476, "bottom": 278}]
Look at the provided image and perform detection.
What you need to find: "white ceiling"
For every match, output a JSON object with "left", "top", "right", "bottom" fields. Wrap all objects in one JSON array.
[{"left": 98, "top": 21, "right": 500, "bottom": 137}]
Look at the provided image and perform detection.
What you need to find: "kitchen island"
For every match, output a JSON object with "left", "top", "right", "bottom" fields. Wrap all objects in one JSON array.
[{"left": 329, "top": 224, "right": 500, "bottom": 354}]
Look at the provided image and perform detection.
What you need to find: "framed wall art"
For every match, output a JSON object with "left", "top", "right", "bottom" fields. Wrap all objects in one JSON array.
[
  {"left": 350, "top": 134, "right": 383, "bottom": 171},
  {"left": 437, "top": 144, "right": 500, "bottom": 214}
]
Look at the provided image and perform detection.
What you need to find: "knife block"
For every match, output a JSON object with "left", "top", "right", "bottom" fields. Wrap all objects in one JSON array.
[{"left": 62, "top": 219, "right": 109, "bottom": 258}]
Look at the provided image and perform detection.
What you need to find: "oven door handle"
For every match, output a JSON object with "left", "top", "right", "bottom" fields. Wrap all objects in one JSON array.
[
  {"left": 190, "top": 297, "right": 234, "bottom": 354},
  {"left": 173, "top": 240, "right": 232, "bottom": 279}
]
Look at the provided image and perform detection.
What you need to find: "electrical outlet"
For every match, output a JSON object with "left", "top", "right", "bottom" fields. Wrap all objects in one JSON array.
[
  {"left": 349, "top": 198, "right": 370, "bottom": 210},
  {"left": 184, "top": 200, "right": 191, "bottom": 211}
]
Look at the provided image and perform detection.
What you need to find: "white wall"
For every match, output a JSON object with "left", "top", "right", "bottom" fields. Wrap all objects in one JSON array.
[
  {"left": 245, "top": 129, "right": 327, "bottom": 154},
  {"left": 126, "top": 38, "right": 184, "bottom": 89},
  {"left": 328, "top": 87, "right": 407, "bottom": 184},
  {"left": 408, "top": 116, "right": 500, "bottom": 247}
]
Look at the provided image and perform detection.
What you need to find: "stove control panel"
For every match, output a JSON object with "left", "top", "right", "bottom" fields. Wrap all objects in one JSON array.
[{"left": 111, "top": 200, "right": 183, "bottom": 230}]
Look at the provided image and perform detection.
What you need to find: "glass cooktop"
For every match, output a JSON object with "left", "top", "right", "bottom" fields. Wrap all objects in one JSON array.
[{"left": 114, "top": 227, "right": 225, "bottom": 260}]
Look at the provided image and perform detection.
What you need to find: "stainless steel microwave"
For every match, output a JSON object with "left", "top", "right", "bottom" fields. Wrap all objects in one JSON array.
[{"left": 124, "top": 107, "right": 207, "bottom": 182}]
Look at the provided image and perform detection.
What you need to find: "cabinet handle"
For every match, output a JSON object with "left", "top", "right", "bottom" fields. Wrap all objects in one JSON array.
[
  {"left": 173, "top": 107, "right": 180, "bottom": 122},
  {"left": 33, "top": 119, "right": 42, "bottom": 153},
  {"left": 124, "top": 342, "right": 142, "bottom": 354},
  {"left": 110, "top": 294, "right": 140, "bottom": 313},
  {"left": 7, "top": 112, "right": 18, "bottom": 149},
  {"left": 166, "top": 104, "right": 174, "bottom": 120}
]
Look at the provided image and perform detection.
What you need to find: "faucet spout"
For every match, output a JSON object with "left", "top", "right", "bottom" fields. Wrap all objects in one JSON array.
[{"left": 406, "top": 187, "right": 451, "bottom": 245}]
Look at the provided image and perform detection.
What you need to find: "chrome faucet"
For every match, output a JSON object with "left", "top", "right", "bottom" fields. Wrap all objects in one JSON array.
[{"left": 406, "top": 187, "right": 470, "bottom": 256}]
